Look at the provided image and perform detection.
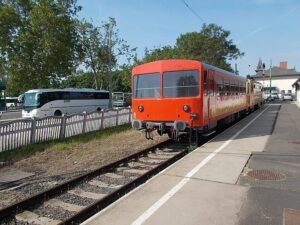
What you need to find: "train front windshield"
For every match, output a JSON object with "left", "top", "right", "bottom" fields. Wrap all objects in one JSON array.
[
  {"left": 133, "top": 73, "right": 160, "bottom": 98},
  {"left": 163, "top": 70, "right": 199, "bottom": 98}
]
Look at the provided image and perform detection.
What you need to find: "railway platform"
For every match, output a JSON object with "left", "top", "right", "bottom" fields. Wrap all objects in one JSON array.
[{"left": 82, "top": 102, "right": 300, "bottom": 225}]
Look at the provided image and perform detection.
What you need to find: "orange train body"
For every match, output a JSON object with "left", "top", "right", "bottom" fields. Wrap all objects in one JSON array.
[{"left": 131, "top": 60, "right": 262, "bottom": 138}]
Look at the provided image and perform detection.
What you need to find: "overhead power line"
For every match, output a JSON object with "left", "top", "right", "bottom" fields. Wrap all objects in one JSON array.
[{"left": 180, "top": 0, "right": 205, "bottom": 23}]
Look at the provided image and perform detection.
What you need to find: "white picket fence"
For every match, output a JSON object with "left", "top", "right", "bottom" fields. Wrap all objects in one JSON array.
[{"left": 0, "top": 107, "right": 131, "bottom": 152}]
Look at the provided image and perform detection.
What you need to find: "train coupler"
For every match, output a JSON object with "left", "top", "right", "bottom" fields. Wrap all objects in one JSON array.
[
  {"left": 171, "top": 129, "right": 180, "bottom": 142},
  {"left": 145, "top": 129, "right": 153, "bottom": 140}
]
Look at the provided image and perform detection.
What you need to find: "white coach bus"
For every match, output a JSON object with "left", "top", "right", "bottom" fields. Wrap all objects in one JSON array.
[{"left": 22, "top": 88, "right": 109, "bottom": 118}]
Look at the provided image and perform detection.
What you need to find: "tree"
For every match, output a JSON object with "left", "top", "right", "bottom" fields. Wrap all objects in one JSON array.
[
  {"left": 78, "top": 21, "right": 108, "bottom": 89},
  {"left": 59, "top": 70, "right": 95, "bottom": 88},
  {"left": 61, "top": 66, "right": 132, "bottom": 93},
  {"left": 111, "top": 65, "right": 132, "bottom": 93},
  {"left": 78, "top": 17, "right": 136, "bottom": 91},
  {"left": 142, "top": 23, "right": 244, "bottom": 72},
  {"left": 142, "top": 46, "right": 178, "bottom": 63},
  {"left": 0, "top": 0, "right": 81, "bottom": 96}
]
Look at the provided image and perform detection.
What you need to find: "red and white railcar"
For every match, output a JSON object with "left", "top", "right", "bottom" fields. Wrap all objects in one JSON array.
[{"left": 131, "top": 60, "right": 262, "bottom": 139}]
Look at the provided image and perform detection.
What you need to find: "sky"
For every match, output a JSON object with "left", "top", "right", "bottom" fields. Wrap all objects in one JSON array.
[{"left": 77, "top": 0, "right": 300, "bottom": 76}]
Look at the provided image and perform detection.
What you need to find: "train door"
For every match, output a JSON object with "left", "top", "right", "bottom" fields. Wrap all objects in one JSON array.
[
  {"left": 203, "top": 69, "right": 209, "bottom": 126},
  {"left": 208, "top": 70, "right": 216, "bottom": 127},
  {"left": 246, "top": 80, "right": 254, "bottom": 110}
]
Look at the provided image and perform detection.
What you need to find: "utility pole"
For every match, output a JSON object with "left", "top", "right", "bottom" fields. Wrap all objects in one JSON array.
[
  {"left": 107, "top": 22, "right": 113, "bottom": 109},
  {"left": 262, "top": 62, "right": 265, "bottom": 89},
  {"left": 269, "top": 60, "right": 272, "bottom": 99},
  {"left": 255, "top": 59, "right": 266, "bottom": 98}
]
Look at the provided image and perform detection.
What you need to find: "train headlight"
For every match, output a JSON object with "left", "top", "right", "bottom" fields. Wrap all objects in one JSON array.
[
  {"left": 182, "top": 104, "right": 190, "bottom": 112},
  {"left": 138, "top": 105, "right": 144, "bottom": 112}
]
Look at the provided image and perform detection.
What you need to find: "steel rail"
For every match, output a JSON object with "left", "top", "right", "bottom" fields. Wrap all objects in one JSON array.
[
  {"left": 0, "top": 139, "right": 186, "bottom": 222},
  {"left": 61, "top": 146, "right": 187, "bottom": 224}
]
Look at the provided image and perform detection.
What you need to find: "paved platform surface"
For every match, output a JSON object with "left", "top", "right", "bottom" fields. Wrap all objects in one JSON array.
[
  {"left": 238, "top": 101, "right": 300, "bottom": 225},
  {"left": 82, "top": 102, "right": 299, "bottom": 225}
]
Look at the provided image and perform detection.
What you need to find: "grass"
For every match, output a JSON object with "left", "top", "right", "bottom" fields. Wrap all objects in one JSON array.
[{"left": 0, "top": 124, "right": 132, "bottom": 163}]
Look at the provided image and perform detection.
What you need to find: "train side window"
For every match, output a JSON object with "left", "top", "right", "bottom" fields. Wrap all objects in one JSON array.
[
  {"left": 242, "top": 82, "right": 244, "bottom": 94},
  {"left": 229, "top": 80, "right": 233, "bottom": 95},
  {"left": 223, "top": 79, "right": 228, "bottom": 96},
  {"left": 217, "top": 79, "right": 223, "bottom": 96},
  {"left": 241, "top": 83, "right": 244, "bottom": 94},
  {"left": 204, "top": 70, "right": 208, "bottom": 96},
  {"left": 231, "top": 80, "right": 235, "bottom": 96},
  {"left": 210, "top": 78, "right": 214, "bottom": 96}
]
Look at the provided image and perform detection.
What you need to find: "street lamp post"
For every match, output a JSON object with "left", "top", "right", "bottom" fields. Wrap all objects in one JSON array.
[{"left": 107, "top": 22, "right": 113, "bottom": 109}]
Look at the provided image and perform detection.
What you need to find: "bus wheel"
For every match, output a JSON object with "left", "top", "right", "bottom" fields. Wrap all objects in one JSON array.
[
  {"left": 97, "top": 107, "right": 101, "bottom": 112},
  {"left": 54, "top": 110, "right": 62, "bottom": 116}
]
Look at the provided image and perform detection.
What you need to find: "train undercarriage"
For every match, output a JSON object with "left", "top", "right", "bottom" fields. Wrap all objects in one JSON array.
[{"left": 131, "top": 107, "right": 257, "bottom": 146}]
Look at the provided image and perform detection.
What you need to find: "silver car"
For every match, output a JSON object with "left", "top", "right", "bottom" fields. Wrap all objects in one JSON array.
[{"left": 283, "top": 93, "right": 292, "bottom": 101}]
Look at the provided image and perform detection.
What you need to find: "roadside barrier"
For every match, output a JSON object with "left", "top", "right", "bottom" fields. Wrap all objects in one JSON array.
[{"left": 0, "top": 107, "right": 131, "bottom": 152}]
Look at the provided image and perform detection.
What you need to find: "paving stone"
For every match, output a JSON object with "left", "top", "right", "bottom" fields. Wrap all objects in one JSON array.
[
  {"left": 284, "top": 208, "right": 300, "bottom": 225},
  {"left": 45, "top": 199, "right": 85, "bottom": 212},
  {"left": 123, "top": 169, "right": 149, "bottom": 175},
  {"left": 16, "top": 210, "right": 61, "bottom": 225},
  {"left": 104, "top": 173, "right": 123, "bottom": 179},
  {"left": 89, "top": 180, "right": 122, "bottom": 189},
  {"left": 68, "top": 188, "right": 106, "bottom": 200}
]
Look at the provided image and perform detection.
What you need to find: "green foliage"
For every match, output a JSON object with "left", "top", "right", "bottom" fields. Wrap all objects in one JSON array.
[
  {"left": 143, "top": 46, "right": 178, "bottom": 63},
  {"left": 0, "top": 0, "right": 81, "bottom": 96},
  {"left": 111, "top": 65, "right": 132, "bottom": 92},
  {"left": 142, "top": 23, "right": 244, "bottom": 72},
  {"left": 78, "top": 17, "right": 136, "bottom": 90},
  {"left": 0, "top": 1, "right": 240, "bottom": 95},
  {"left": 60, "top": 65, "right": 132, "bottom": 93},
  {"left": 78, "top": 20, "right": 109, "bottom": 89},
  {"left": 59, "top": 70, "right": 95, "bottom": 88}
]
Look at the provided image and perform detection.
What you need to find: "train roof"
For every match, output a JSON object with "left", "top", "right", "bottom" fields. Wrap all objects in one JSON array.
[
  {"left": 201, "top": 63, "right": 244, "bottom": 79},
  {"left": 133, "top": 60, "right": 246, "bottom": 80},
  {"left": 25, "top": 88, "right": 109, "bottom": 93}
]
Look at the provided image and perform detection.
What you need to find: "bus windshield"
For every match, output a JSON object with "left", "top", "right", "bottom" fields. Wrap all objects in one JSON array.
[
  {"left": 113, "top": 93, "right": 124, "bottom": 101},
  {"left": 24, "top": 92, "right": 40, "bottom": 108}
]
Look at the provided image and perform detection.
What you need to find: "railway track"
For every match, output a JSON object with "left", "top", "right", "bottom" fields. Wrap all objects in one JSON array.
[{"left": 0, "top": 140, "right": 190, "bottom": 225}]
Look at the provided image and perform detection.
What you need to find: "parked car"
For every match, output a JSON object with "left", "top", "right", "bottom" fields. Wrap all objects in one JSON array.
[
  {"left": 283, "top": 93, "right": 292, "bottom": 101},
  {"left": 271, "top": 92, "right": 279, "bottom": 100}
]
